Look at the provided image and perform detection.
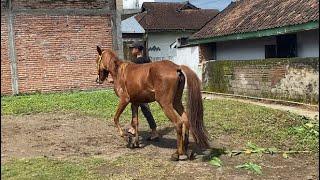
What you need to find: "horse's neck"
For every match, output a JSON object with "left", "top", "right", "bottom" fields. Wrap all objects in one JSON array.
[
  {"left": 110, "top": 60, "right": 129, "bottom": 96},
  {"left": 109, "top": 60, "right": 125, "bottom": 85}
]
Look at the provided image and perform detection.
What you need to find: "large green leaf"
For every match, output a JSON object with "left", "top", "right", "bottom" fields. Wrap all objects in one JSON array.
[
  {"left": 209, "top": 157, "right": 222, "bottom": 167},
  {"left": 236, "top": 162, "right": 262, "bottom": 174}
]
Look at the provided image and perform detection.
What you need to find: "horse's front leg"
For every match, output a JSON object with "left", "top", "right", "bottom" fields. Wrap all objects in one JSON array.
[
  {"left": 129, "top": 104, "right": 140, "bottom": 148},
  {"left": 114, "top": 98, "right": 129, "bottom": 137}
]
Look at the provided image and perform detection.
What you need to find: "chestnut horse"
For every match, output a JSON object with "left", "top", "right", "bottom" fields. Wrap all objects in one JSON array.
[{"left": 95, "top": 46, "right": 209, "bottom": 160}]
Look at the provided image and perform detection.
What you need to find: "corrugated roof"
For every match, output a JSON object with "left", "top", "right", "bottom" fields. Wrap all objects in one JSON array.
[{"left": 121, "top": 15, "right": 145, "bottom": 34}]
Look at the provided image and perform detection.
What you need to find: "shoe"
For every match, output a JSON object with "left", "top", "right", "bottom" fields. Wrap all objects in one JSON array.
[{"left": 147, "top": 135, "right": 160, "bottom": 142}]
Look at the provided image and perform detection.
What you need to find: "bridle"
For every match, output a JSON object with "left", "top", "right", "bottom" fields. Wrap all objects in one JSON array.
[{"left": 97, "top": 52, "right": 105, "bottom": 81}]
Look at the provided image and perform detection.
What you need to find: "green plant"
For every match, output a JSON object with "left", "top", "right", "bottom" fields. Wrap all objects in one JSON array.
[
  {"left": 288, "top": 121, "right": 319, "bottom": 150},
  {"left": 245, "top": 142, "right": 266, "bottom": 155},
  {"left": 209, "top": 157, "right": 222, "bottom": 167},
  {"left": 236, "top": 162, "right": 262, "bottom": 175}
]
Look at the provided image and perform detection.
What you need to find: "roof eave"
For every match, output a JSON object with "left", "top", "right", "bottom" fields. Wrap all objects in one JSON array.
[
  {"left": 145, "top": 29, "right": 197, "bottom": 33},
  {"left": 189, "top": 21, "right": 319, "bottom": 45}
]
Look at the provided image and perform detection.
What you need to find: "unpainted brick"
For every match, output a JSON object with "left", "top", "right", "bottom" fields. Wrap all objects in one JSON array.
[{"left": 1, "top": 0, "right": 115, "bottom": 95}]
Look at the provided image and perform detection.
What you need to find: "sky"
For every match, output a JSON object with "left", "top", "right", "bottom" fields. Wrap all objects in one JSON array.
[{"left": 155, "top": 0, "right": 233, "bottom": 10}]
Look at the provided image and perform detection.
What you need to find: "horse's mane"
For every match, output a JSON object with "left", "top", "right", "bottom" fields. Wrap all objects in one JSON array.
[
  {"left": 104, "top": 49, "right": 134, "bottom": 64},
  {"left": 104, "top": 49, "right": 119, "bottom": 61}
]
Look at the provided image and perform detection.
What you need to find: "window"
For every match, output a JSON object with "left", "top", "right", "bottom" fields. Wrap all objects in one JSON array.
[
  {"left": 276, "top": 34, "right": 297, "bottom": 58},
  {"left": 201, "top": 43, "right": 216, "bottom": 61},
  {"left": 265, "top": 34, "right": 298, "bottom": 58},
  {"left": 265, "top": 45, "right": 277, "bottom": 58}
]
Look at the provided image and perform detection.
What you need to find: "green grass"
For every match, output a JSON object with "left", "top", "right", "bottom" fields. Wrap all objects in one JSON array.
[
  {"left": 1, "top": 89, "right": 318, "bottom": 152},
  {"left": 203, "top": 99, "right": 319, "bottom": 151},
  {"left": 1, "top": 157, "right": 105, "bottom": 180},
  {"left": 1, "top": 89, "right": 168, "bottom": 125}
]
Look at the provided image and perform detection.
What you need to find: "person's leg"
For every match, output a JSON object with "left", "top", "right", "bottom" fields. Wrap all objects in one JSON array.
[
  {"left": 140, "top": 103, "right": 159, "bottom": 140},
  {"left": 140, "top": 103, "right": 156, "bottom": 129}
]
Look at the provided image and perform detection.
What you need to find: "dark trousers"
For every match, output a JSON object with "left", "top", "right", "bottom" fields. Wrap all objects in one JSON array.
[{"left": 131, "top": 103, "right": 157, "bottom": 130}]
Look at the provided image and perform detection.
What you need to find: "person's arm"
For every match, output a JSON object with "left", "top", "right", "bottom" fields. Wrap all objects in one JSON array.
[{"left": 145, "top": 56, "right": 151, "bottom": 63}]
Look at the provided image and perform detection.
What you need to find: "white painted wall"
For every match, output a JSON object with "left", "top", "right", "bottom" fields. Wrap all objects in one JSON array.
[
  {"left": 147, "top": 32, "right": 192, "bottom": 61},
  {"left": 216, "top": 37, "right": 276, "bottom": 60},
  {"left": 297, "top": 29, "right": 319, "bottom": 58},
  {"left": 174, "top": 46, "right": 202, "bottom": 80},
  {"left": 123, "top": 0, "right": 138, "bottom": 9},
  {"left": 123, "top": 0, "right": 155, "bottom": 9}
]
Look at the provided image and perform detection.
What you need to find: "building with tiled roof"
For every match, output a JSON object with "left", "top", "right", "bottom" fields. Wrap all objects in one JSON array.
[
  {"left": 133, "top": 1, "right": 219, "bottom": 61},
  {"left": 188, "top": 0, "right": 319, "bottom": 60},
  {"left": 135, "top": 2, "right": 218, "bottom": 32},
  {"left": 171, "top": 0, "right": 319, "bottom": 104}
]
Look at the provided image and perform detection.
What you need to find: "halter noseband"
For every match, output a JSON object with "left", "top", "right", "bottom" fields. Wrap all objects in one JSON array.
[
  {"left": 97, "top": 55, "right": 102, "bottom": 71},
  {"left": 97, "top": 53, "right": 104, "bottom": 81}
]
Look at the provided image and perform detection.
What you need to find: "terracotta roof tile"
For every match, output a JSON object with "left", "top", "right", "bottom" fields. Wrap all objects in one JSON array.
[
  {"left": 192, "top": 0, "right": 319, "bottom": 39},
  {"left": 135, "top": 2, "right": 219, "bottom": 32}
]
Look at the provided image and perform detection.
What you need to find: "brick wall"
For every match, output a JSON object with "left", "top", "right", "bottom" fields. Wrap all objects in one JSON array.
[
  {"left": 12, "top": 0, "right": 110, "bottom": 9},
  {"left": 1, "top": 7, "right": 12, "bottom": 94},
  {"left": 1, "top": 0, "right": 115, "bottom": 95},
  {"left": 203, "top": 58, "right": 319, "bottom": 104}
]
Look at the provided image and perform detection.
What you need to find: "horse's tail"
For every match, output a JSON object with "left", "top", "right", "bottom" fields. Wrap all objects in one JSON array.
[{"left": 180, "top": 65, "right": 209, "bottom": 149}]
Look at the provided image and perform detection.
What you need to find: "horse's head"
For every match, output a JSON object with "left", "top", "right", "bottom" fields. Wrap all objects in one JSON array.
[
  {"left": 95, "top": 46, "right": 108, "bottom": 84},
  {"left": 96, "top": 46, "right": 118, "bottom": 84}
]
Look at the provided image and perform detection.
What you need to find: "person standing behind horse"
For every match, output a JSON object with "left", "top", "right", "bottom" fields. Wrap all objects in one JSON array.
[{"left": 127, "top": 41, "right": 160, "bottom": 141}]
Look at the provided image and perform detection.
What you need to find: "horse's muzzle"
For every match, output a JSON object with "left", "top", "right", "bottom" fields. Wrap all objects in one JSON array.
[{"left": 95, "top": 77, "right": 103, "bottom": 84}]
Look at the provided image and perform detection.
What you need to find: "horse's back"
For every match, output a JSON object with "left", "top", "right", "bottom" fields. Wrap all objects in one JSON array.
[
  {"left": 149, "top": 60, "right": 180, "bottom": 74},
  {"left": 127, "top": 60, "right": 180, "bottom": 78},
  {"left": 124, "top": 60, "right": 181, "bottom": 103}
]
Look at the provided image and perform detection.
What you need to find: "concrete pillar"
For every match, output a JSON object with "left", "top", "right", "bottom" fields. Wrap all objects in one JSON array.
[
  {"left": 7, "top": 0, "right": 19, "bottom": 95},
  {"left": 111, "top": 0, "right": 124, "bottom": 59}
]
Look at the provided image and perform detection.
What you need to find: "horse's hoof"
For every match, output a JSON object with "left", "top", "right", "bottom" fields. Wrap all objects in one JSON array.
[
  {"left": 187, "top": 150, "right": 195, "bottom": 160},
  {"left": 170, "top": 153, "right": 179, "bottom": 161},
  {"left": 133, "top": 142, "right": 140, "bottom": 148},
  {"left": 179, "top": 155, "right": 188, "bottom": 161},
  {"left": 126, "top": 136, "right": 134, "bottom": 148},
  {"left": 128, "top": 143, "right": 134, "bottom": 149}
]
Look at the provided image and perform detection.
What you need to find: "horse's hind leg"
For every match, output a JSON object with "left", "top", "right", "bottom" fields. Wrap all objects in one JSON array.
[
  {"left": 158, "top": 101, "right": 185, "bottom": 160},
  {"left": 174, "top": 101, "right": 193, "bottom": 159},
  {"left": 155, "top": 74, "right": 187, "bottom": 160},
  {"left": 173, "top": 75, "right": 193, "bottom": 159}
]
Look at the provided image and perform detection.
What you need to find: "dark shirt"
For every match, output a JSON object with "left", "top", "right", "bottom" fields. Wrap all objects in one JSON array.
[{"left": 132, "top": 56, "right": 151, "bottom": 64}]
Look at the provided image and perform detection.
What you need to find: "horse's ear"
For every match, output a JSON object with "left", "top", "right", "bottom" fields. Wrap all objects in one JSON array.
[{"left": 97, "top": 46, "right": 102, "bottom": 55}]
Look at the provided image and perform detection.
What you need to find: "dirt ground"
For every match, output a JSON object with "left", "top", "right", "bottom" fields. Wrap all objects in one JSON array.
[{"left": 1, "top": 113, "right": 319, "bottom": 179}]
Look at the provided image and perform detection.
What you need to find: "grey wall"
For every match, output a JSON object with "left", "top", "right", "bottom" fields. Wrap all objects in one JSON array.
[
  {"left": 216, "top": 37, "right": 276, "bottom": 60},
  {"left": 214, "top": 29, "right": 319, "bottom": 60},
  {"left": 297, "top": 29, "right": 319, "bottom": 58}
]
